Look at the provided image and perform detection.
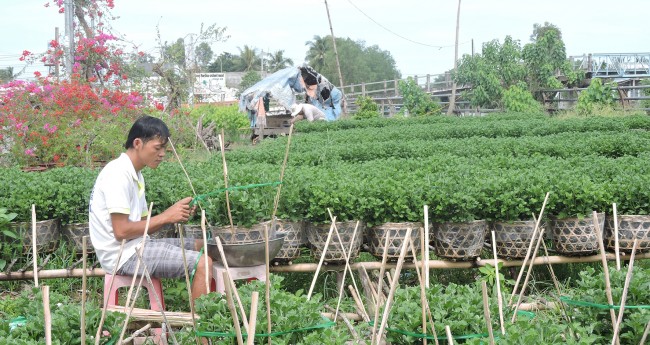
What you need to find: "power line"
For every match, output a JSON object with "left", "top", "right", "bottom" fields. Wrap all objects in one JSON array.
[{"left": 345, "top": 0, "right": 467, "bottom": 49}]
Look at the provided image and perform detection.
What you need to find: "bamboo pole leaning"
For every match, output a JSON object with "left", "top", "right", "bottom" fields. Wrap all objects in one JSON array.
[
  {"left": 331, "top": 220, "right": 361, "bottom": 321},
  {"left": 224, "top": 271, "right": 245, "bottom": 345},
  {"left": 481, "top": 281, "right": 496, "bottom": 345},
  {"left": 307, "top": 220, "right": 336, "bottom": 300},
  {"left": 370, "top": 229, "right": 392, "bottom": 345},
  {"left": 95, "top": 239, "right": 126, "bottom": 345},
  {"left": 246, "top": 292, "right": 260, "bottom": 345},
  {"left": 200, "top": 211, "right": 210, "bottom": 294},
  {"left": 611, "top": 239, "right": 638, "bottom": 345},
  {"left": 490, "top": 231, "right": 505, "bottom": 335},
  {"left": 219, "top": 130, "right": 235, "bottom": 233},
  {"left": 214, "top": 236, "right": 249, "bottom": 331},
  {"left": 445, "top": 325, "right": 454, "bottom": 345},
  {"left": 178, "top": 224, "right": 202, "bottom": 345},
  {"left": 408, "top": 237, "right": 439, "bottom": 345},
  {"left": 81, "top": 236, "right": 88, "bottom": 345},
  {"left": 511, "top": 225, "right": 546, "bottom": 322},
  {"left": 424, "top": 205, "right": 430, "bottom": 287},
  {"left": 509, "top": 192, "right": 550, "bottom": 306},
  {"left": 264, "top": 224, "right": 272, "bottom": 345},
  {"left": 613, "top": 203, "right": 621, "bottom": 271},
  {"left": 31, "top": 204, "right": 39, "bottom": 287},
  {"left": 376, "top": 228, "right": 412, "bottom": 345},
  {"left": 594, "top": 210, "right": 620, "bottom": 343},
  {"left": 42, "top": 285, "right": 52, "bottom": 345}
]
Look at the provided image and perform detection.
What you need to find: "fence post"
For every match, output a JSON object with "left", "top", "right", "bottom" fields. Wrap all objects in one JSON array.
[
  {"left": 426, "top": 74, "right": 431, "bottom": 92},
  {"left": 362, "top": 83, "right": 366, "bottom": 97},
  {"left": 383, "top": 80, "right": 387, "bottom": 98},
  {"left": 394, "top": 79, "right": 399, "bottom": 97}
]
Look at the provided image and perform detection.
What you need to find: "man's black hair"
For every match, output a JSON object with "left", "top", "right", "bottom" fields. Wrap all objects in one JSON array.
[{"left": 124, "top": 115, "right": 170, "bottom": 149}]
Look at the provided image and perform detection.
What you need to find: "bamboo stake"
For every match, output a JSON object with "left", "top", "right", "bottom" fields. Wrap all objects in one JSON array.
[
  {"left": 307, "top": 220, "right": 336, "bottom": 300},
  {"left": 640, "top": 321, "right": 650, "bottom": 345},
  {"left": 594, "top": 210, "right": 619, "bottom": 343},
  {"left": 178, "top": 224, "right": 201, "bottom": 345},
  {"left": 224, "top": 271, "right": 244, "bottom": 345},
  {"left": 42, "top": 285, "right": 52, "bottom": 345},
  {"left": 490, "top": 231, "right": 505, "bottom": 335},
  {"left": 481, "top": 281, "right": 496, "bottom": 345},
  {"left": 219, "top": 130, "right": 235, "bottom": 232},
  {"left": 271, "top": 124, "right": 294, "bottom": 220},
  {"left": 511, "top": 225, "right": 546, "bottom": 322},
  {"left": 214, "top": 236, "right": 250, "bottom": 331},
  {"left": 445, "top": 325, "right": 454, "bottom": 345},
  {"left": 200, "top": 210, "right": 210, "bottom": 293},
  {"left": 31, "top": 204, "right": 38, "bottom": 287},
  {"left": 246, "top": 291, "right": 259, "bottom": 345},
  {"left": 264, "top": 224, "right": 272, "bottom": 345},
  {"left": 611, "top": 239, "right": 638, "bottom": 345},
  {"left": 613, "top": 203, "right": 621, "bottom": 271},
  {"left": 328, "top": 214, "right": 361, "bottom": 321},
  {"left": 348, "top": 285, "right": 370, "bottom": 322},
  {"left": 168, "top": 137, "right": 198, "bottom": 197},
  {"left": 95, "top": 239, "right": 125, "bottom": 345},
  {"left": 370, "top": 228, "right": 392, "bottom": 345},
  {"left": 509, "top": 192, "right": 550, "bottom": 306},
  {"left": 122, "top": 324, "right": 152, "bottom": 344},
  {"left": 81, "top": 236, "right": 88, "bottom": 345},
  {"left": 424, "top": 205, "right": 430, "bottom": 287},
  {"left": 326, "top": 210, "right": 365, "bottom": 312},
  {"left": 376, "top": 228, "right": 412, "bottom": 345},
  {"left": 325, "top": 305, "right": 360, "bottom": 343},
  {"left": 408, "top": 237, "right": 439, "bottom": 345}
]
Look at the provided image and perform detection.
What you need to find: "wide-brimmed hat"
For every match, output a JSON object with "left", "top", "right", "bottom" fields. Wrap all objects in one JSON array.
[{"left": 290, "top": 103, "right": 303, "bottom": 116}]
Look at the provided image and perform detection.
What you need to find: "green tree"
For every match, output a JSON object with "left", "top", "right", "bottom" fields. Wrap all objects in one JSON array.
[
  {"left": 194, "top": 42, "right": 214, "bottom": 71},
  {"left": 266, "top": 50, "right": 294, "bottom": 72},
  {"left": 305, "top": 36, "right": 400, "bottom": 87},
  {"left": 208, "top": 52, "right": 239, "bottom": 72},
  {"left": 163, "top": 38, "right": 187, "bottom": 68},
  {"left": 237, "top": 45, "right": 260, "bottom": 72},
  {"left": 575, "top": 78, "right": 617, "bottom": 115},
  {"left": 455, "top": 36, "right": 525, "bottom": 109},
  {"left": 398, "top": 77, "right": 441, "bottom": 116},
  {"left": 522, "top": 23, "right": 583, "bottom": 100},
  {"left": 305, "top": 35, "right": 329, "bottom": 71},
  {"left": 238, "top": 70, "right": 261, "bottom": 96}
]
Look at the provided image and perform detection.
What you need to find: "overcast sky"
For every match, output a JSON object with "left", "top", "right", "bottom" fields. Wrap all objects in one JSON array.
[{"left": 2, "top": 0, "right": 648, "bottom": 82}]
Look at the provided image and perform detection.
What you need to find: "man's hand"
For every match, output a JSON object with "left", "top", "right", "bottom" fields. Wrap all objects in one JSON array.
[{"left": 162, "top": 196, "right": 194, "bottom": 224}]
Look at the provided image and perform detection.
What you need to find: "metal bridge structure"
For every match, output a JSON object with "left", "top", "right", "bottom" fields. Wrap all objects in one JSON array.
[{"left": 570, "top": 53, "right": 650, "bottom": 78}]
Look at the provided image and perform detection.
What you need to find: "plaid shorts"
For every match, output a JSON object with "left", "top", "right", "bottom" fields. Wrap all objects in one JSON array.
[{"left": 117, "top": 237, "right": 202, "bottom": 279}]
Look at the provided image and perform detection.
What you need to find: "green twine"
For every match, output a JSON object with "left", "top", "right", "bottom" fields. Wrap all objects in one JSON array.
[
  {"left": 190, "top": 181, "right": 282, "bottom": 206},
  {"left": 560, "top": 296, "right": 650, "bottom": 310},
  {"left": 194, "top": 317, "right": 335, "bottom": 338},
  {"left": 189, "top": 247, "right": 204, "bottom": 285}
]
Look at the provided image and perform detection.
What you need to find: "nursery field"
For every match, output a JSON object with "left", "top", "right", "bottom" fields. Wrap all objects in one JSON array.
[{"left": 1, "top": 112, "right": 650, "bottom": 344}]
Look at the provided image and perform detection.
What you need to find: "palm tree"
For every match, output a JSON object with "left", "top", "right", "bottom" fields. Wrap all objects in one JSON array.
[
  {"left": 266, "top": 50, "right": 294, "bottom": 72},
  {"left": 305, "top": 35, "right": 329, "bottom": 71},
  {"left": 236, "top": 45, "right": 260, "bottom": 72}
]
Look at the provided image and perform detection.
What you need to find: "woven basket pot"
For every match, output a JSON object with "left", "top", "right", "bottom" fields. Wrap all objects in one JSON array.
[
  {"left": 491, "top": 220, "right": 537, "bottom": 259},
  {"left": 433, "top": 220, "right": 487, "bottom": 261},
  {"left": 61, "top": 222, "right": 94, "bottom": 253},
  {"left": 604, "top": 215, "right": 650, "bottom": 253},
  {"left": 367, "top": 222, "right": 422, "bottom": 261},
  {"left": 10, "top": 219, "right": 61, "bottom": 254},
  {"left": 551, "top": 213, "right": 605, "bottom": 256},
  {"left": 273, "top": 220, "right": 305, "bottom": 262},
  {"left": 307, "top": 221, "right": 365, "bottom": 263}
]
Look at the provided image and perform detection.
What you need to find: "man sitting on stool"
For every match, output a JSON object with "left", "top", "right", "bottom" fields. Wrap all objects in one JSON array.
[{"left": 290, "top": 103, "right": 326, "bottom": 124}]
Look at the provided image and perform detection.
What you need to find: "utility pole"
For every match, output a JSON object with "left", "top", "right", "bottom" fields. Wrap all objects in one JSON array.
[
  {"left": 64, "top": 0, "right": 75, "bottom": 78},
  {"left": 447, "top": 0, "right": 461, "bottom": 115},
  {"left": 54, "top": 27, "right": 60, "bottom": 80},
  {"left": 324, "top": 0, "right": 347, "bottom": 116}
]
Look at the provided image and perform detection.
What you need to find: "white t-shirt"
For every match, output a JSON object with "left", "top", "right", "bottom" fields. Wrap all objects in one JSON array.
[{"left": 89, "top": 153, "right": 149, "bottom": 272}]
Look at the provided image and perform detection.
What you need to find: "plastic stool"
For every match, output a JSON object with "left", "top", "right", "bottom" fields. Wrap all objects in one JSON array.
[
  {"left": 104, "top": 274, "right": 165, "bottom": 341},
  {"left": 211, "top": 264, "right": 266, "bottom": 293}
]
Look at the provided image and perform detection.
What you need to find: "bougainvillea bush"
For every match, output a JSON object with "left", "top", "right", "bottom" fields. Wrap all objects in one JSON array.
[{"left": 0, "top": 77, "right": 144, "bottom": 167}]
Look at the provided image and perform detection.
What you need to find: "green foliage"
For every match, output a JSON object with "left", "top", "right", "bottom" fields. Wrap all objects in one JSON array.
[
  {"left": 564, "top": 265, "right": 650, "bottom": 344},
  {"left": 397, "top": 78, "right": 441, "bottom": 116},
  {"left": 189, "top": 104, "right": 250, "bottom": 132},
  {"left": 0, "top": 287, "right": 125, "bottom": 344},
  {"left": 238, "top": 70, "right": 262, "bottom": 96},
  {"left": 305, "top": 35, "right": 401, "bottom": 87},
  {"left": 576, "top": 79, "right": 617, "bottom": 115},
  {"left": 0, "top": 207, "right": 18, "bottom": 271},
  {"left": 194, "top": 276, "right": 340, "bottom": 344},
  {"left": 353, "top": 96, "right": 380, "bottom": 120},
  {"left": 503, "top": 83, "right": 544, "bottom": 113},
  {"left": 641, "top": 79, "right": 650, "bottom": 112},
  {"left": 455, "top": 36, "right": 526, "bottom": 109}
]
